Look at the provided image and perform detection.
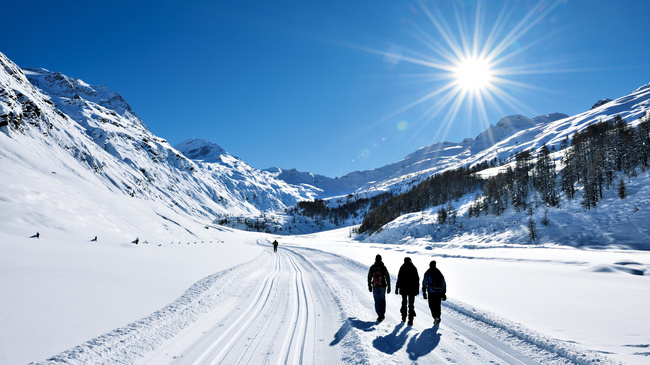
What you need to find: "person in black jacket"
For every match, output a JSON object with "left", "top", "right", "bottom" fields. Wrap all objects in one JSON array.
[
  {"left": 422, "top": 260, "right": 447, "bottom": 326},
  {"left": 395, "top": 257, "right": 419, "bottom": 326},
  {"left": 367, "top": 254, "right": 391, "bottom": 322}
]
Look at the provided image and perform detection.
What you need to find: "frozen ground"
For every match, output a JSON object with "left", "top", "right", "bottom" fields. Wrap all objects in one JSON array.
[{"left": 2, "top": 226, "right": 648, "bottom": 364}]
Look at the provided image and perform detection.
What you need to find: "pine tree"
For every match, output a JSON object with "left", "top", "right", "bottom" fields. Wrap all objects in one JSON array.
[
  {"left": 446, "top": 201, "right": 457, "bottom": 224},
  {"left": 528, "top": 219, "right": 536, "bottom": 241},
  {"left": 512, "top": 150, "right": 532, "bottom": 212},
  {"left": 618, "top": 177, "right": 627, "bottom": 199},
  {"left": 533, "top": 144, "right": 558, "bottom": 207},
  {"left": 437, "top": 207, "right": 447, "bottom": 224}
]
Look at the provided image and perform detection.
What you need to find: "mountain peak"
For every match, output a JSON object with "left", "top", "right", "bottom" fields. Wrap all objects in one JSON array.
[
  {"left": 174, "top": 138, "right": 227, "bottom": 162},
  {"left": 23, "top": 67, "right": 133, "bottom": 115}
]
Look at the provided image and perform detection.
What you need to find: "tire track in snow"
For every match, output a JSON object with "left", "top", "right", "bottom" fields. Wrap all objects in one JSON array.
[
  {"left": 163, "top": 243, "right": 341, "bottom": 365},
  {"left": 190, "top": 253, "right": 283, "bottom": 364},
  {"left": 279, "top": 251, "right": 310, "bottom": 363}
]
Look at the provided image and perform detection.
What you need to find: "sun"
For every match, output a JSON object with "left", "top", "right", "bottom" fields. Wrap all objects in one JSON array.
[
  {"left": 453, "top": 56, "right": 493, "bottom": 91},
  {"left": 358, "top": 0, "right": 563, "bottom": 144}
]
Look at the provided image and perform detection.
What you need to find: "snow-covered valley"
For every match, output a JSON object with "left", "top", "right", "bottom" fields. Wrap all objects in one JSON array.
[{"left": 2, "top": 48, "right": 650, "bottom": 365}]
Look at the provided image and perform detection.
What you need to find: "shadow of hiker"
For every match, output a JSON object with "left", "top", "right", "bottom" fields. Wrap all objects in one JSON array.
[
  {"left": 330, "top": 317, "right": 377, "bottom": 346},
  {"left": 372, "top": 322, "right": 411, "bottom": 355},
  {"left": 406, "top": 327, "right": 441, "bottom": 360}
]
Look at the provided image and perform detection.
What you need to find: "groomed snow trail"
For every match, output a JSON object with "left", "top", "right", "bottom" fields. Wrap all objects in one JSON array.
[
  {"left": 136, "top": 244, "right": 343, "bottom": 365},
  {"left": 36, "top": 241, "right": 615, "bottom": 364}
]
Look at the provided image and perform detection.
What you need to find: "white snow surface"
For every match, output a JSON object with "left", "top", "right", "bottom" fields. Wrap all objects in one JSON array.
[{"left": 2, "top": 226, "right": 648, "bottom": 364}]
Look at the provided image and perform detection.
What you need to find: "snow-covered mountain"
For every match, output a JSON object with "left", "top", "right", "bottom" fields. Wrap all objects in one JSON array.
[
  {"left": 0, "top": 52, "right": 320, "bottom": 239},
  {"left": 3, "top": 48, "right": 650, "bottom": 241},
  {"left": 282, "top": 86, "right": 648, "bottom": 199}
]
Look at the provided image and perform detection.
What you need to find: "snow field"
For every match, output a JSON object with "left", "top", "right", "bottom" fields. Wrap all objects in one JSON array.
[
  {"left": 0, "top": 230, "right": 263, "bottom": 365},
  {"left": 3, "top": 225, "right": 642, "bottom": 364}
]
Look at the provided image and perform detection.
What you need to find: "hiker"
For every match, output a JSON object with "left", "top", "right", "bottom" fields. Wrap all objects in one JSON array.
[
  {"left": 272, "top": 240, "right": 279, "bottom": 253},
  {"left": 422, "top": 260, "right": 447, "bottom": 326},
  {"left": 367, "top": 254, "right": 391, "bottom": 322},
  {"left": 395, "top": 257, "right": 419, "bottom": 325}
]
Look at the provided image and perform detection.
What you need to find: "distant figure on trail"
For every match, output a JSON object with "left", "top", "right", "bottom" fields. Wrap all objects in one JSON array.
[
  {"left": 422, "top": 260, "right": 447, "bottom": 326},
  {"left": 367, "top": 254, "right": 391, "bottom": 322},
  {"left": 91, "top": 236, "right": 97, "bottom": 242},
  {"left": 133, "top": 237, "right": 139, "bottom": 245},
  {"left": 395, "top": 257, "right": 419, "bottom": 326},
  {"left": 272, "top": 240, "right": 279, "bottom": 253}
]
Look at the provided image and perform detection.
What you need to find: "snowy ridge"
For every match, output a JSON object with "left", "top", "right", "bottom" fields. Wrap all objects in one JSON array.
[
  {"left": 277, "top": 85, "right": 648, "bottom": 200},
  {"left": 0, "top": 51, "right": 323, "bottom": 240}
]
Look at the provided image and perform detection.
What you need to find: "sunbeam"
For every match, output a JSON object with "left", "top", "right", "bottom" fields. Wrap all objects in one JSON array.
[{"left": 363, "top": 0, "right": 568, "bottom": 148}]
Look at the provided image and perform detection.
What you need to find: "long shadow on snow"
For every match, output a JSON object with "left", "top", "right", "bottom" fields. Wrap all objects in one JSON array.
[
  {"left": 373, "top": 322, "right": 411, "bottom": 354},
  {"left": 330, "top": 317, "right": 376, "bottom": 346},
  {"left": 406, "top": 327, "right": 441, "bottom": 360}
]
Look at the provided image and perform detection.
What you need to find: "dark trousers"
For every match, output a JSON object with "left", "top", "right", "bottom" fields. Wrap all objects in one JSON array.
[
  {"left": 427, "top": 293, "right": 443, "bottom": 319},
  {"left": 372, "top": 287, "right": 387, "bottom": 317},
  {"left": 400, "top": 294, "right": 416, "bottom": 320}
]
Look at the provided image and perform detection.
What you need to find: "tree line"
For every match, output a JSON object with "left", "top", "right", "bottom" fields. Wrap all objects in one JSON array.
[
  {"left": 290, "top": 192, "right": 393, "bottom": 227},
  {"left": 358, "top": 167, "right": 482, "bottom": 234}
]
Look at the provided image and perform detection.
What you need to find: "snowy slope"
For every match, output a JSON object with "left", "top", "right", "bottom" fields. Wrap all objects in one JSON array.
[
  {"left": 0, "top": 52, "right": 324, "bottom": 241},
  {"left": 173, "top": 138, "right": 320, "bottom": 211},
  {"left": 359, "top": 85, "right": 650, "bottom": 249}
]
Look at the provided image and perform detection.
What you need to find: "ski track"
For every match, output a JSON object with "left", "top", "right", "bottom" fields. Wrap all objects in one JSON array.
[{"left": 32, "top": 242, "right": 618, "bottom": 365}]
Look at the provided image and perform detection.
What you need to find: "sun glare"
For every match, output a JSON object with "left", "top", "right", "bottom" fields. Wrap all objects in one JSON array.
[
  {"left": 454, "top": 57, "right": 493, "bottom": 91},
  {"left": 361, "top": 0, "right": 563, "bottom": 146}
]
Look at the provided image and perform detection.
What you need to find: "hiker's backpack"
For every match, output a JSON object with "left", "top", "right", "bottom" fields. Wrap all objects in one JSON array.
[
  {"left": 372, "top": 266, "right": 385, "bottom": 287},
  {"left": 427, "top": 270, "right": 445, "bottom": 292}
]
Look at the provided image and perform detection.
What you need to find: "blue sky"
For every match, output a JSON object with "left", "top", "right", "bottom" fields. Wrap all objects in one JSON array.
[{"left": 4, "top": 0, "right": 650, "bottom": 177}]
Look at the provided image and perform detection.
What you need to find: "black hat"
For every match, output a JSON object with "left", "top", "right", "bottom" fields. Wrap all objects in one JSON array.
[
  {"left": 375, "top": 254, "right": 382, "bottom": 261},
  {"left": 404, "top": 257, "right": 411, "bottom": 263},
  {"left": 430, "top": 260, "right": 437, "bottom": 268}
]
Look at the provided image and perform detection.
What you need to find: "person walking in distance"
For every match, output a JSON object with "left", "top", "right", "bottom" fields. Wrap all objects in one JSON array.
[
  {"left": 367, "top": 254, "right": 391, "bottom": 322},
  {"left": 272, "top": 240, "right": 279, "bottom": 253},
  {"left": 395, "top": 257, "right": 419, "bottom": 326},
  {"left": 422, "top": 260, "right": 446, "bottom": 326}
]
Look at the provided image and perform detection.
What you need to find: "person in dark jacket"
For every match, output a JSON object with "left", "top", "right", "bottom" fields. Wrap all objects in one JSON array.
[
  {"left": 367, "top": 254, "right": 391, "bottom": 322},
  {"left": 272, "top": 240, "right": 279, "bottom": 253},
  {"left": 395, "top": 257, "right": 419, "bottom": 325},
  {"left": 422, "top": 260, "right": 446, "bottom": 326}
]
